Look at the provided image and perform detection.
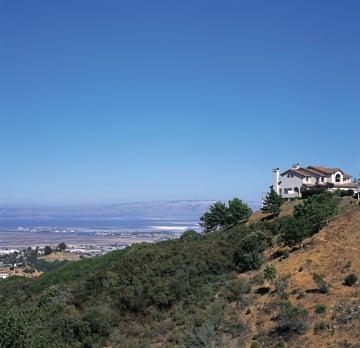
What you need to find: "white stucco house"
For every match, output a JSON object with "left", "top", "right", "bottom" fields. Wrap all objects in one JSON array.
[{"left": 272, "top": 164, "right": 357, "bottom": 199}]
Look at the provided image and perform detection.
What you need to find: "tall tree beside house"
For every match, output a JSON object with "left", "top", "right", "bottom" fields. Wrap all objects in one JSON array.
[
  {"left": 262, "top": 189, "right": 284, "bottom": 217},
  {"left": 200, "top": 198, "right": 252, "bottom": 233}
]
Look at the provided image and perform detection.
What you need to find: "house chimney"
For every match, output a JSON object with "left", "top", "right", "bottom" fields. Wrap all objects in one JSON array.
[
  {"left": 272, "top": 168, "right": 280, "bottom": 194},
  {"left": 292, "top": 163, "right": 300, "bottom": 169}
]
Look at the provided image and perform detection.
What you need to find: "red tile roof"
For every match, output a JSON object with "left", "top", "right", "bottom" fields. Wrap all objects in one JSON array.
[{"left": 281, "top": 165, "right": 352, "bottom": 179}]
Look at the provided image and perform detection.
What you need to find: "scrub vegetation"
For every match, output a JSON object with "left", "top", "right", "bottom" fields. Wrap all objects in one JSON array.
[{"left": 0, "top": 192, "right": 353, "bottom": 347}]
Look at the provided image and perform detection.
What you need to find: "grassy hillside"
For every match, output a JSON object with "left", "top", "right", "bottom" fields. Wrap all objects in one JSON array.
[{"left": 0, "top": 193, "right": 359, "bottom": 347}]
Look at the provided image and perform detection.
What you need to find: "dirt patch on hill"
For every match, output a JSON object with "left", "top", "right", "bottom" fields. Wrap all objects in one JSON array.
[{"left": 39, "top": 251, "right": 80, "bottom": 262}]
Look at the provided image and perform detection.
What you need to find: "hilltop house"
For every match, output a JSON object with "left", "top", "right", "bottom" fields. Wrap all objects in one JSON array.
[{"left": 272, "top": 164, "right": 357, "bottom": 199}]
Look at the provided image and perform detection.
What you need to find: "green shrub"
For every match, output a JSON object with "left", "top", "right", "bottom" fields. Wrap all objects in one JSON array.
[
  {"left": 224, "top": 312, "right": 248, "bottom": 337},
  {"left": 313, "top": 273, "right": 330, "bottom": 294},
  {"left": 275, "top": 302, "right": 310, "bottom": 335},
  {"left": 180, "top": 230, "right": 202, "bottom": 241},
  {"left": 314, "top": 321, "right": 330, "bottom": 334},
  {"left": 301, "top": 187, "right": 327, "bottom": 199},
  {"left": 280, "top": 217, "right": 310, "bottom": 246},
  {"left": 224, "top": 279, "right": 251, "bottom": 302},
  {"left": 340, "top": 189, "right": 354, "bottom": 197},
  {"left": 234, "top": 231, "right": 267, "bottom": 272},
  {"left": 280, "top": 192, "right": 339, "bottom": 246},
  {"left": 293, "top": 192, "right": 339, "bottom": 235},
  {"left": 263, "top": 264, "right": 277, "bottom": 283},
  {"left": 344, "top": 273, "right": 358, "bottom": 286},
  {"left": 314, "top": 304, "right": 327, "bottom": 314}
]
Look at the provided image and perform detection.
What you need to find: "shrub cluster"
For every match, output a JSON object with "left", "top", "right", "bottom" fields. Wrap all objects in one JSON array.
[
  {"left": 344, "top": 273, "right": 358, "bottom": 287},
  {"left": 274, "top": 301, "right": 310, "bottom": 335},
  {"left": 0, "top": 192, "right": 342, "bottom": 347},
  {"left": 0, "top": 218, "right": 268, "bottom": 347},
  {"left": 280, "top": 192, "right": 339, "bottom": 246}
]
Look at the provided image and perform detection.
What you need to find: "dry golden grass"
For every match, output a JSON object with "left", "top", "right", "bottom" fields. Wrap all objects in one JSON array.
[
  {"left": 247, "top": 199, "right": 302, "bottom": 224},
  {"left": 39, "top": 251, "right": 80, "bottom": 262}
]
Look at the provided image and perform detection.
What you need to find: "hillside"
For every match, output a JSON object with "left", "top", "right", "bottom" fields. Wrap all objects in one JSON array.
[
  {"left": 234, "top": 197, "right": 360, "bottom": 347},
  {"left": 0, "top": 194, "right": 359, "bottom": 347}
]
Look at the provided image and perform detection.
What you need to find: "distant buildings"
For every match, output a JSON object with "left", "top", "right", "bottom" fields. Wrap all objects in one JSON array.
[
  {"left": 272, "top": 164, "right": 357, "bottom": 199},
  {"left": 0, "top": 269, "right": 10, "bottom": 279}
]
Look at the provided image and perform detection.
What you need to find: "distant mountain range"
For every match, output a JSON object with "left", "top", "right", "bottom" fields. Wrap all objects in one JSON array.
[{"left": 0, "top": 200, "right": 261, "bottom": 219}]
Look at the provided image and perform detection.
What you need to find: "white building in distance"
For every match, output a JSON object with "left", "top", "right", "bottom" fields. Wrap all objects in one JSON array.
[{"left": 272, "top": 164, "right": 357, "bottom": 199}]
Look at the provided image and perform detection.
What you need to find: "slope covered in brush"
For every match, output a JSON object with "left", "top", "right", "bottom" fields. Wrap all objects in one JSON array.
[{"left": 0, "top": 192, "right": 355, "bottom": 347}]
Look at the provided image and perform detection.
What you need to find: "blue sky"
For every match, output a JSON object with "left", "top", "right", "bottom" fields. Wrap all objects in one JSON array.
[{"left": 1, "top": 1, "right": 359, "bottom": 206}]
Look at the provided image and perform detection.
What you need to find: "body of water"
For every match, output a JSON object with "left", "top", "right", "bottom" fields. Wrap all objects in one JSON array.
[{"left": 0, "top": 217, "right": 200, "bottom": 250}]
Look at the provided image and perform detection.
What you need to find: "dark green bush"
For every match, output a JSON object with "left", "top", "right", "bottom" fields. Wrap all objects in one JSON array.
[
  {"left": 224, "top": 279, "right": 251, "bottom": 302},
  {"left": 314, "top": 304, "right": 327, "bottom": 314},
  {"left": 180, "top": 229, "right": 202, "bottom": 241},
  {"left": 340, "top": 189, "right": 354, "bottom": 197},
  {"left": 281, "top": 192, "right": 339, "bottom": 246},
  {"left": 293, "top": 192, "right": 339, "bottom": 235},
  {"left": 344, "top": 273, "right": 358, "bottom": 286},
  {"left": 301, "top": 187, "right": 327, "bottom": 199},
  {"left": 234, "top": 231, "right": 268, "bottom": 272},
  {"left": 279, "top": 217, "right": 310, "bottom": 246},
  {"left": 263, "top": 264, "right": 277, "bottom": 283}
]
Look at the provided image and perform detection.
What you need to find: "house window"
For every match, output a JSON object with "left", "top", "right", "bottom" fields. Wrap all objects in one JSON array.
[
  {"left": 321, "top": 177, "right": 325, "bottom": 182},
  {"left": 306, "top": 177, "right": 310, "bottom": 182},
  {"left": 335, "top": 173, "right": 341, "bottom": 183},
  {"left": 279, "top": 189, "right": 282, "bottom": 194}
]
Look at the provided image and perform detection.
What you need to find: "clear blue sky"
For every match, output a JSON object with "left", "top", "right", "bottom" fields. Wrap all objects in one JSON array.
[{"left": 1, "top": 1, "right": 359, "bottom": 206}]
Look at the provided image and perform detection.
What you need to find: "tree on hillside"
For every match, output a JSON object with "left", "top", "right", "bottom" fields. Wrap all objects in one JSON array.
[
  {"left": 200, "top": 202, "right": 228, "bottom": 233},
  {"left": 57, "top": 242, "right": 67, "bottom": 252},
  {"left": 200, "top": 198, "right": 252, "bottom": 233},
  {"left": 44, "top": 246, "right": 52, "bottom": 256},
  {"left": 261, "top": 189, "right": 283, "bottom": 217},
  {"left": 226, "top": 198, "right": 252, "bottom": 225}
]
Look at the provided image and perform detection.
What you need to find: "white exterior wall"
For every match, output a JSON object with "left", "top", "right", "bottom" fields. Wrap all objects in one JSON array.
[
  {"left": 331, "top": 171, "right": 343, "bottom": 184},
  {"left": 272, "top": 168, "right": 280, "bottom": 194},
  {"left": 279, "top": 174, "right": 303, "bottom": 198},
  {"left": 323, "top": 174, "right": 332, "bottom": 184},
  {"left": 304, "top": 175, "right": 317, "bottom": 186}
]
